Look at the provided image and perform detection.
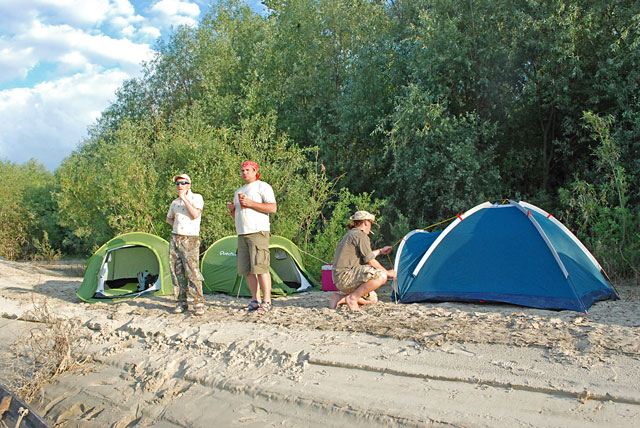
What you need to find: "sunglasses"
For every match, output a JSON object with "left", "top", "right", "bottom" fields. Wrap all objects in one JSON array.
[{"left": 175, "top": 181, "right": 189, "bottom": 185}]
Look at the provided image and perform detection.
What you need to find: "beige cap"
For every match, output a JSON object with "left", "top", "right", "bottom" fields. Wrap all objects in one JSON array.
[
  {"left": 172, "top": 174, "right": 191, "bottom": 183},
  {"left": 350, "top": 210, "right": 376, "bottom": 222}
]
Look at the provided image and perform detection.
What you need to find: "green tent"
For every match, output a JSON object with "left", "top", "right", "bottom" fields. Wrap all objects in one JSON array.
[
  {"left": 201, "top": 235, "right": 319, "bottom": 297},
  {"left": 77, "top": 232, "right": 173, "bottom": 302}
]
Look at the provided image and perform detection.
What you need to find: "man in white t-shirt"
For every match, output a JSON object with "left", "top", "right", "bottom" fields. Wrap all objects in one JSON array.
[
  {"left": 226, "top": 161, "right": 277, "bottom": 315},
  {"left": 166, "top": 174, "right": 205, "bottom": 316}
]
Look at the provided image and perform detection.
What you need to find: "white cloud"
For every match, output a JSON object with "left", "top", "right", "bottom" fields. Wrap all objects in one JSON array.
[
  {"left": 0, "top": 45, "right": 36, "bottom": 82},
  {"left": 0, "top": 1, "right": 112, "bottom": 29},
  {"left": 0, "top": 19, "right": 154, "bottom": 86},
  {"left": 0, "top": 69, "right": 131, "bottom": 170},
  {"left": 58, "top": 51, "right": 89, "bottom": 69},
  {"left": 46, "top": 0, "right": 112, "bottom": 27},
  {"left": 110, "top": 0, "right": 136, "bottom": 17},
  {"left": 120, "top": 25, "right": 136, "bottom": 37},
  {"left": 152, "top": 0, "right": 200, "bottom": 17},
  {"left": 151, "top": 0, "right": 200, "bottom": 28},
  {"left": 104, "top": 1, "right": 147, "bottom": 38},
  {"left": 139, "top": 25, "right": 162, "bottom": 40},
  {"left": 110, "top": 16, "right": 134, "bottom": 30},
  {"left": 0, "top": 1, "right": 39, "bottom": 33},
  {"left": 0, "top": 0, "right": 205, "bottom": 170}
]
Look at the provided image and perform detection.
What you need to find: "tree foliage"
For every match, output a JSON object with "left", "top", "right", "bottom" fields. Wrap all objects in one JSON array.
[
  {"left": 0, "top": 160, "right": 62, "bottom": 260},
  {"left": 5, "top": 0, "right": 640, "bottom": 279},
  {"left": 385, "top": 85, "right": 502, "bottom": 224},
  {"left": 55, "top": 108, "right": 332, "bottom": 254},
  {"left": 559, "top": 112, "right": 639, "bottom": 277}
]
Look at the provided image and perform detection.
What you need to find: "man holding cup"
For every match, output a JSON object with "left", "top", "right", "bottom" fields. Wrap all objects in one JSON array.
[{"left": 226, "top": 161, "right": 277, "bottom": 315}]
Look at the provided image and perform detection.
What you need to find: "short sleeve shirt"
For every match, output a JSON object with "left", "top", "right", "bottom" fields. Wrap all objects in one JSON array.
[
  {"left": 167, "top": 191, "right": 204, "bottom": 236},
  {"left": 234, "top": 180, "right": 276, "bottom": 235},
  {"left": 332, "top": 228, "right": 375, "bottom": 275}
]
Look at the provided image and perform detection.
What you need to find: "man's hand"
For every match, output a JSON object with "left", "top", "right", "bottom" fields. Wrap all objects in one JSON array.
[
  {"left": 379, "top": 246, "right": 393, "bottom": 255},
  {"left": 238, "top": 193, "right": 250, "bottom": 209},
  {"left": 177, "top": 187, "right": 188, "bottom": 200}
]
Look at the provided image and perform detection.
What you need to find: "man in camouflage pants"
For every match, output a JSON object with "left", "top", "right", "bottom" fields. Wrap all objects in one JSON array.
[
  {"left": 330, "top": 210, "right": 396, "bottom": 311},
  {"left": 166, "top": 174, "right": 205, "bottom": 316}
]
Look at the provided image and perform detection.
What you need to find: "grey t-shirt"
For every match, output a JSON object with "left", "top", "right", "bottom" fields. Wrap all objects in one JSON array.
[{"left": 332, "top": 228, "right": 375, "bottom": 274}]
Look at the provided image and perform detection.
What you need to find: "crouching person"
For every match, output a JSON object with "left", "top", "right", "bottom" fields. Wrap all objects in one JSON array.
[
  {"left": 166, "top": 174, "right": 205, "bottom": 316},
  {"left": 329, "top": 211, "right": 396, "bottom": 311}
]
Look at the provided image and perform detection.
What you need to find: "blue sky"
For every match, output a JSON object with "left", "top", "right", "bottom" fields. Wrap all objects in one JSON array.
[{"left": 0, "top": 0, "right": 266, "bottom": 171}]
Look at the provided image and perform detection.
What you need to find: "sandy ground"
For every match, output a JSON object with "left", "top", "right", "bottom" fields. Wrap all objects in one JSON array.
[{"left": 0, "top": 259, "right": 639, "bottom": 428}]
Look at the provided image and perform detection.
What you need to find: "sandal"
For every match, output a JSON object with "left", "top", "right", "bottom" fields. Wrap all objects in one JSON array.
[
  {"left": 245, "top": 299, "right": 261, "bottom": 311},
  {"left": 257, "top": 301, "right": 272, "bottom": 315}
]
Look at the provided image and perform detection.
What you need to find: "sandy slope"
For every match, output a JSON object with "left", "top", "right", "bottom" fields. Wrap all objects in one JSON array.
[{"left": 0, "top": 259, "right": 639, "bottom": 427}]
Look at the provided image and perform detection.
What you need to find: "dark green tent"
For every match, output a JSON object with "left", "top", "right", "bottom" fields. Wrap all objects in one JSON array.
[
  {"left": 200, "top": 235, "right": 319, "bottom": 297},
  {"left": 77, "top": 232, "right": 173, "bottom": 302}
]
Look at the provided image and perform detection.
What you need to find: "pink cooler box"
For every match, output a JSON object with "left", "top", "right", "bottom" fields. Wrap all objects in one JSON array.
[{"left": 322, "top": 264, "right": 338, "bottom": 291}]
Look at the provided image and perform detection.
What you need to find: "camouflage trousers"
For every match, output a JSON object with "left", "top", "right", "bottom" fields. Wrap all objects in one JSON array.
[
  {"left": 169, "top": 234, "right": 204, "bottom": 305},
  {"left": 332, "top": 265, "right": 384, "bottom": 294}
]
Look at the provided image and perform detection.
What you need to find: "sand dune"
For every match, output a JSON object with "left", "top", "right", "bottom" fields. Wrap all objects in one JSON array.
[{"left": 1, "top": 259, "right": 639, "bottom": 427}]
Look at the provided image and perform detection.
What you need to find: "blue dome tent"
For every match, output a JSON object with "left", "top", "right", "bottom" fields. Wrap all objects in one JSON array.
[{"left": 392, "top": 201, "right": 618, "bottom": 312}]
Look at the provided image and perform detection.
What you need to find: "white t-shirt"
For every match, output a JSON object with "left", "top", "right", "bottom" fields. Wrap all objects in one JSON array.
[
  {"left": 167, "top": 191, "right": 204, "bottom": 236},
  {"left": 234, "top": 180, "right": 276, "bottom": 235}
]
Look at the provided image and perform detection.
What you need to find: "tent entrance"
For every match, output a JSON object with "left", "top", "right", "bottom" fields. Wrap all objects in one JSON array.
[
  {"left": 94, "top": 245, "right": 162, "bottom": 299},
  {"left": 270, "top": 247, "right": 312, "bottom": 292}
]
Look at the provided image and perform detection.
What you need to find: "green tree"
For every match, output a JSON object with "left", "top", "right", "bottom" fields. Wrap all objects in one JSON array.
[
  {"left": 385, "top": 85, "right": 502, "bottom": 225},
  {"left": 261, "top": 0, "right": 400, "bottom": 191},
  {"left": 559, "top": 112, "right": 639, "bottom": 278},
  {"left": 0, "top": 160, "right": 61, "bottom": 260},
  {"left": 55, "top": 118, "right": 162, "bottom": 254},
  {"left": 196, "top": 0, "right": 270, "bottom": 125},
  {"left": 56, "top": 105, "right": 334, "bottom": 255}
]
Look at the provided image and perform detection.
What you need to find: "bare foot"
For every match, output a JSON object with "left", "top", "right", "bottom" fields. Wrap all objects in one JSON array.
[
  {"left": 359, "top": 291, "right": 378, "bottom": 305},
  {"left": 329, "top": 292, "right": 347, "bottom": 309},
  {"left": 345, "top": 294, "right": 360, "bottom": 311}
]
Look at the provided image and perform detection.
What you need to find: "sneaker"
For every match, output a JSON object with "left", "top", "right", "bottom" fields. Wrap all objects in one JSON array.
[
  {"left": 174, "top": 304, "right": 188, "bottom": 314},
  {"left": 194, "top": 304, "right": 205, "bottom": 316}
]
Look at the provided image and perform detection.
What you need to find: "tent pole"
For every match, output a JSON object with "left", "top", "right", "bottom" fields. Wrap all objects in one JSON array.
[{"left": 236, "top": 275, "right": 243, "bottom": 299}]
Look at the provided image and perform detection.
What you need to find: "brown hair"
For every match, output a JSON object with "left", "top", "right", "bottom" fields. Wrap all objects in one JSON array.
[{"left": 347, "top": 220, "right": 365, "bottom": 229}]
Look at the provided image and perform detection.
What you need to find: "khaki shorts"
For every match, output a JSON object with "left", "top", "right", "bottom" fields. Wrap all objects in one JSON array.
[
  {"left": 333, "top": 265, "right": 384, "bottom": 294},
  {"left": 237, "top": 231, "right": 270, "bottom": 275}
]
